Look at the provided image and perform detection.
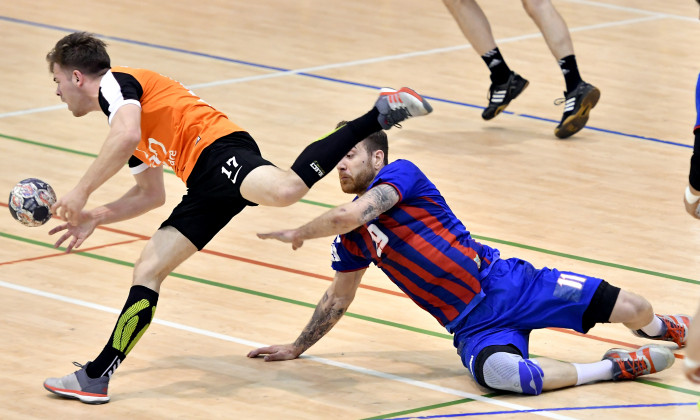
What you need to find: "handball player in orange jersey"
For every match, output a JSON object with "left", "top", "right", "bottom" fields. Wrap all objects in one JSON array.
[{"left": 41, "top": 31, "right": 432, "bottom": 404}]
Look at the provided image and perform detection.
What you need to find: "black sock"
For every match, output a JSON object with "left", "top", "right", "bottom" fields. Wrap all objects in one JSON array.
[
  {"left": 86, "top": 285, "right": 159, "bottom": 379},
  {"left": 558, "top": 54, "right": 583, "bottom": 93},
  {"left": 481, "top": 48, "right": 511, "bottom": 85},
  {"left": 290, "top": 108, "right": 381, "bottom": 188}
]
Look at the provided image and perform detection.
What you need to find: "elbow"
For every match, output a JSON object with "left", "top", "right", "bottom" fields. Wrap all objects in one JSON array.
[
  {"left": 330, "top": 208, "right": 358, "bottom": 233},
  {"left": 123, "top": 130, "right": 141, "bottom": 152},
  {"left": 153, "top": 192, "right": 166, "bottom": 208},
  {"left": 151, "top": 188, "right": 166, "bottom": 209},
  {"left": 327, "top": 292, "right": 355, "bottom": 313}
]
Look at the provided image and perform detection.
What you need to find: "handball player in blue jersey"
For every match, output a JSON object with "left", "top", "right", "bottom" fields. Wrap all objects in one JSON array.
[{"left": 249, "top": 124, "right": 690, "bottom": 395}]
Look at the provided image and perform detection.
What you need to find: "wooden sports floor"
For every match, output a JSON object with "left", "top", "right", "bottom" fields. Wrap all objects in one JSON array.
[{"left": 1, "top": 0, "right": 699, "bottom": 419}]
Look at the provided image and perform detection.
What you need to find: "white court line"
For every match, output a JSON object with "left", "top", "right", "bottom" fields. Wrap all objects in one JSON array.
[
  {"left": 0, "top": 104, "right": 66, "bottom": 119},
  {"left": 563, "top": 0, "right": 699, "bottom": 22},
  {"left": 0, "top": 11, "right": 669, "bottom": 120},
  {"left": 0, "top": 279, "right": 576, "bottom": 419}
]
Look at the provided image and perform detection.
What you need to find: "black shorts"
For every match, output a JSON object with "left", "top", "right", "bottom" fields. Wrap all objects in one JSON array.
[{"left": 160, "top": 131, "right": 274, "bottom": 250}]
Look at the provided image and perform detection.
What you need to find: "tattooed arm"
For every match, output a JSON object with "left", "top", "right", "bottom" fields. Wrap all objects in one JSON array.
[
  {"left": 247, "top": 269, "right": 366, "bottom": 361},
  {"left": 257, "top": 184, "right": 400, "bottom": 249}
]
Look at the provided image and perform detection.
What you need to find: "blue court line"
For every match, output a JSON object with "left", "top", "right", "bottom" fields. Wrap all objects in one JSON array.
[
  {"left": 385, "top": 402, "right": 697, "bottom": 419},
  {"left": 0, "top": 15, "right": 692, "bottom": 149}
]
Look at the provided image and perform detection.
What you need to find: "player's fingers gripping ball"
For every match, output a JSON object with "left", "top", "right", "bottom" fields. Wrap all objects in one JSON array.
[{"left": 8, "top": 178, "right": 57, "bottom": 227}]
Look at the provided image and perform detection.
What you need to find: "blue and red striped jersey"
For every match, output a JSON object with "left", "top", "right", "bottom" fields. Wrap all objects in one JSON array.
[{"left": 331, "top": 159, "right": 500, "bottom": 332}]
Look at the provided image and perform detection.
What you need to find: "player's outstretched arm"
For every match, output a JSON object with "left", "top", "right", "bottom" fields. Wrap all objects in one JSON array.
[
  {"left": 257, "top": 184, "right": 400, "bottom": 249},
  {"left": 88, "top": 166, "right": 166, "bottom": 226},
  {"left": 49, "top": 166, "right": 165, "bottom": 252},
  {"left": 247, "top": 269, "right": 366, "bottom": 361},
  {"left": 52, "top": 104, "right": 142, "bottom": 225}
]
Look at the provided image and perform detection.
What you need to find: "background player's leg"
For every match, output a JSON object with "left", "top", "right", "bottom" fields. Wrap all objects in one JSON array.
[
  {"left": 521, "top": 0, "right": 573, "bottom": 61},
  {"left": 442, "top": 0, "right": 528, "bottom": 120},
  {"left": 442, "top": 0, "right": 497, "bottom": 55}
]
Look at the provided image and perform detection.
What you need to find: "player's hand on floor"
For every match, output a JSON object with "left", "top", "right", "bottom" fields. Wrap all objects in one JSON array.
[{"left": 247, "top": 344, "right": 301, "bottom": 361}]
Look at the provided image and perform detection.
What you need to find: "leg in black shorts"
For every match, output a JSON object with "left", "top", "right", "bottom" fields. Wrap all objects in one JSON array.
[{"left": 160, "top": 131, "right": 274, "bottom": 250}]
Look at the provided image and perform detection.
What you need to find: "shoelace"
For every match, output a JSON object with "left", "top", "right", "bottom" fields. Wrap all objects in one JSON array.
[
  {"left": 553, "top": 97, "right": 566, "bottom": 106},
  {"left": 618, "top": 357, "right": 649, "bottom": 378},
  {"left": 665, "top": 321, "right": 686, "bottom": 342},
  {"left": 385, "top": 108, "right": 410, "bottom": 127}
]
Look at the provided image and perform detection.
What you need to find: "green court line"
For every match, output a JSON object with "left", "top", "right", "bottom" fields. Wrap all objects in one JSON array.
[
  {"left": 0, "top": 231, "right": 448, "bottom": 339},
  {"left": 2, "top": 229, "right": 699, "bottom": 403},
  {"left": 361, "top": 394, "right": 501, "bottom": 420},
  {"left": 0, "top": 132, "right": 97, "bottom": 158},
  {"left": 636, "top": 378, "right": 700, "bottom": 397},
  {"left": 0, "top": 132, "right": 331, "bottom": 208},
  {"left": 2, "top": 131, "right": 696, "bottom": 283},
  {"left": 472, "top": 235, "right": 700, "bottom": 285}
]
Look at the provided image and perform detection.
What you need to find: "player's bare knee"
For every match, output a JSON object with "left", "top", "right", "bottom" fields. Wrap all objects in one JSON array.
[
  {"left": 522, "top": 0, "right": 548, "bottom": 16},
  {"left": 627, "top": 291, "right": 652, "bottom": 317},
  {"left": 274, "top": 185, "right": 306, "bottom": 207},
  {"left": 442, "top": 0, "right": 460, "bottom": 9},
  {"left": 132, "top": 257, "right": 167, "bottom": 289},
  {"left": 611, "top": 290, "right": 653, "bottom": 323},
  {"left": 271, "top": 175, "right": 309, "bottom": 206}
]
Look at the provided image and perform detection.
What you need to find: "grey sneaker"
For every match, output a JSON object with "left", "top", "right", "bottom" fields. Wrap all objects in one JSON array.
[
  {"left": 554, "top": 81, "right": 600, "bottom": 139},
  {"left": 44, "top": 362, "right": 110, "bottom": 404},
  {"left": 375, "top": 87, "right": 433, "bottom": 129},
  {"left": 602, "top": 345, "right": 675, "bottom": 381}
]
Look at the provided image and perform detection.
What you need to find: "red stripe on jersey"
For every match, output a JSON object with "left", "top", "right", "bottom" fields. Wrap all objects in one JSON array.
[
  {"left": 381, "top": 214, "right": 482, "bottom": 294},
  {"left": 380, "top": 257, "right": 457, "bottom": 324},
  {"left": 402, "top": 200, "right": 481, "bottom": 263},
  {"left": 381, "top": 244, "right": 472, "bottom": 322},
  {"left": 359, "top": 229, "right": 378, "bottom": 260}
]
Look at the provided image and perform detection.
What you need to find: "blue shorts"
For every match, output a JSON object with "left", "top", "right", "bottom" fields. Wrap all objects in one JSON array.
[{"left": 452, "top": 257, "right": 603, "bottom": 375}]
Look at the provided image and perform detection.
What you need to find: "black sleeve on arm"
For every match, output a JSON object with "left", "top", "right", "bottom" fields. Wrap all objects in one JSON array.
[{"left": 690, "top": 129, "right": 700, "bottom": 191}]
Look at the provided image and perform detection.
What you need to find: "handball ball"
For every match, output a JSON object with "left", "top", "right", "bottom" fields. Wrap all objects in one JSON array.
[{"left": 8, "top": 178, "right": 57, "bottom": 227}]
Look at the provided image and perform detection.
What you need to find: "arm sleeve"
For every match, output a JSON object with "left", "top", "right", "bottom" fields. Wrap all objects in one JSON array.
[
  {"left": 330, "top": 235, "right": 372, "bottom": 272},
  {"left": 98, "top": 71, "right": 143, "bottom": 125},
  {"left": 369, "top": 160, "right": 425, "bottom": 203}
]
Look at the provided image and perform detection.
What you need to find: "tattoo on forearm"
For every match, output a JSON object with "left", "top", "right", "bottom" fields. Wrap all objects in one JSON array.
[
  {"left": 360, "top": 185, "right": 398, "bottom": 224},
  {"left": 294, "top": 291, "right": 346, "bottom": 350}
]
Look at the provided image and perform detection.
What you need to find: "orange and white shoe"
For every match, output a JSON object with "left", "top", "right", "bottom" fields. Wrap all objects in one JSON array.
[
  {"left": 375, "top": 87, "right": 433, "bottom": 129},
  {"left": 633, "top": 314, "right": 691, "bottom": 348},
  {"left": 603, "top": 345, "right": 675, "bottom": 381}
]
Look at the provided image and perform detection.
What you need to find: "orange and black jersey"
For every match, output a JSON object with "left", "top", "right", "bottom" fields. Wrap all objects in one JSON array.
[{"left": 98, "top": 66, "right": 244, "bottom": 182}]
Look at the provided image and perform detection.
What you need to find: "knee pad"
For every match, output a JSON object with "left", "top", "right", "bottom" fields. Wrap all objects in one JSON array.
[{"left": 481, "top": 352, "right": 544, "bottom": 395}]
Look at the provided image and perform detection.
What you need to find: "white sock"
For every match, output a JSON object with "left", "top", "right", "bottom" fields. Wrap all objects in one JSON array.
[
  {"left": 573, "top": 360, "right": 614, "bottom": 385},
  {"left": 639, "top": 316, "right": 665, "bottom": 337}
]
